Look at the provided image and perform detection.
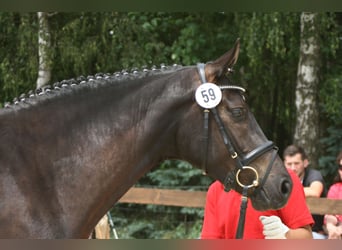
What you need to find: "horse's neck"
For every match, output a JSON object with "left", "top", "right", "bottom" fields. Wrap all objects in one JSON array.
[{"left": 7, "top": 71, "right": 192, "bottom": 237}]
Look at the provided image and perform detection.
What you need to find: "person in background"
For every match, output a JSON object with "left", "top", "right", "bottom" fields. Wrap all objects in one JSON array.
[
  {"left": 283, "top": 144, "right": 326, "bottom": 239},
  {"left": 200, "top": 169, "right": 313, "bottom": 239},
  {"left": 324, "top": 150, "right": 342, "bottom": 239}
]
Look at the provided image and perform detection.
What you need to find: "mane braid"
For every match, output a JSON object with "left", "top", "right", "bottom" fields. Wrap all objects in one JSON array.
[{"left": 2, "top": 63, "right": 183, "bottom": 110}]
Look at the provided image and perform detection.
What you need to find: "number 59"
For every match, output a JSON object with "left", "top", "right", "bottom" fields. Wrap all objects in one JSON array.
[{"left": 201, "top": 88, "right": 216, "bottom": 103}]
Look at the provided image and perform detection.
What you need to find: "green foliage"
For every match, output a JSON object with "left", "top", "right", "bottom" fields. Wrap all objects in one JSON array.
[
  {"left": 320, "top": 76, "right": 342, "bottom": 123},
  {"left": 316, "top": 13, "right": 340, "bottom": 58},
  {"left": 109, "top": 207, "right": 203, "bottom": 239},
  {"left": 318, "top": 126, "right": 342, "bottom": 186},
  {"left": 142, "top": 160, "right": 210, "bottom": 217},
  {"left": 169, "top": 13, "right": 237, "bottom": 65},
  {"left": 318, "top": 65, "right": 342, "bottom": 185},
  {"left": 232, "top": 13, "right": 301, "bottom": 151},
  {"left": 235, "top": 12, "right": 300, "bottom": 66},
  {"left": 108, "top": 160, "right": 210, "bottom": 239},
  {"left": 143, "top": 160, "right": 212, "bottom": 189},
  {"left": 0, "top": 13, "right": 38, "bottom": 103},
  {"left": 317, "top": 13, "right": 342, "bottom": 185}
]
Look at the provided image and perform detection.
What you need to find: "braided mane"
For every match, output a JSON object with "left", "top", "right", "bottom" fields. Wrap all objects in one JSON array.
[{"left": 2, "top": 64, "right": 183, "bottom": 111}]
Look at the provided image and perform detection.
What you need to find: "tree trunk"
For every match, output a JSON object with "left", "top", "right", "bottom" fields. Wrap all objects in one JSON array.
[
  {"left": 294, "top": 12, "right": 320, "bottom": 167},
  {"left": 37, "top": 12, "right": 51, "bottom": 89}
]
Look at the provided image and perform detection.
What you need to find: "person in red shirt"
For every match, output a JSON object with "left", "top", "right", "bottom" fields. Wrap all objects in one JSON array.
[
  {"left": 324, "top": 150, "right": 342, "bottom": 239},
  {"left": 201, "top": 169, "right": 314, "bottom": 239}
]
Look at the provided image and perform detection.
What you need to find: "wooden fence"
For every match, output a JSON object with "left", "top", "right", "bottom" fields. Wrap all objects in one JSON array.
[
  {"left": 93, "top": 187, "right": 342, "bottom": 239},
  {"left": 118, "top": 187, "right": 342, "bottom": 215}
]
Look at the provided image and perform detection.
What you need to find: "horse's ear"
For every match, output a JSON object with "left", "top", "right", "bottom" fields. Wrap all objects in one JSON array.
[{"left": 205, "top": 38, "right": 240, "bottom": 83}]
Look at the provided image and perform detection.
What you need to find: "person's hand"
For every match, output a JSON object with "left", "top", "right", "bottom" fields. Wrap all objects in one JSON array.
[
  {"left": 259, "top": 215, "right": 290, "bottom": 239},
  {"left": 326, "top": 223, "right": 342, "bottom": 239}
]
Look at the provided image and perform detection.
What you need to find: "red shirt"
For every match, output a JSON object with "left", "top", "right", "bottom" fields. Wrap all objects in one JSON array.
[
  {"left": 201, "top": 170, "right": 314, "bottom": 239},
  {"left": 326, "top": 182, "right": 342, "bottom": 222}
]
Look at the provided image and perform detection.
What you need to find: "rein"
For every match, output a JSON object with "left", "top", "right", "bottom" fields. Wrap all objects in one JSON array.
[{"left": 196, "top": 63, "right": 278, "bottom": 239}]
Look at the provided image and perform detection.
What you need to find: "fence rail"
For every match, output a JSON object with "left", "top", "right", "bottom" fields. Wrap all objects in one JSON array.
[{"left": 118, "top": 187, "right": 342, "bottom": 215}]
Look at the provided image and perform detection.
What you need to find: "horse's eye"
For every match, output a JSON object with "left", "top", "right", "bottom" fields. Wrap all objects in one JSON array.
[{"left": 230, "top": 108, "right": 245, "bottom": 121}]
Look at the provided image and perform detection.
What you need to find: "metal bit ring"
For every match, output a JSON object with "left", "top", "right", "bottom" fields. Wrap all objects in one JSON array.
[{"left": 236, "top": 166, "right": 259, "bottom": 189}]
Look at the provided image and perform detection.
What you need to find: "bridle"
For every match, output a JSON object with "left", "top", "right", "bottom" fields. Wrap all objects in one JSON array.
[{"left": 197, "top": 63, "right": 279, "bottom": 239}]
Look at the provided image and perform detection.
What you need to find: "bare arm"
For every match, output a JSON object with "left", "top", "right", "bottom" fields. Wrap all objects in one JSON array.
[
  {"left": 304, "top": 181, "right": 323, "bottom": 197},
  {"left": 286, "top": 225, "right": 313, "bottom": 239},
  {"left": 260, "top": 216, "right": 313, "bottom": 239}
]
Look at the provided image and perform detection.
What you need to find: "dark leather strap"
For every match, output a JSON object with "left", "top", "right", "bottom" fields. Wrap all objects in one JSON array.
[
  {"left": 235, "top": 186, "right": 249, "bottom": 239},
  {"left": 202, "top": 109, "right": 210, "bottom": 172}
]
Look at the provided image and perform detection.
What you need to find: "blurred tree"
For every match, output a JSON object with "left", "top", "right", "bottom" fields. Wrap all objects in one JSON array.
[
  {"left": 293, "top": 12, "right": 340, "bottom": 171},
  {"left": 294, "top": 12, "right": 321, "bottom": 167},
  {"left": 37, "top": 12, "right": 52, "bottom": 89}
]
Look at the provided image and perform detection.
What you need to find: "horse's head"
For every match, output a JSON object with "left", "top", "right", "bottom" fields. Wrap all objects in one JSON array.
[{"left": 178, "top": 39, "right": 292, "bottom": 211}]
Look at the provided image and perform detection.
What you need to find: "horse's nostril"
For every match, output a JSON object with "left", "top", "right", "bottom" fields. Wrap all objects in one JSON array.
[{"left": 280, "top": 179, "right": 292, "bottom": 196}]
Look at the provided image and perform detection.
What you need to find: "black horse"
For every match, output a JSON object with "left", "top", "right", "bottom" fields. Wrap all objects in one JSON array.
[{"left": 0, "top": 40, "right": 292, "bottom": 238}]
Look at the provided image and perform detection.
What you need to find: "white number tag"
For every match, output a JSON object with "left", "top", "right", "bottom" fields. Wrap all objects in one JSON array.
[{"left": 195, "top": 83, "right": 222, "bottom": 109}]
